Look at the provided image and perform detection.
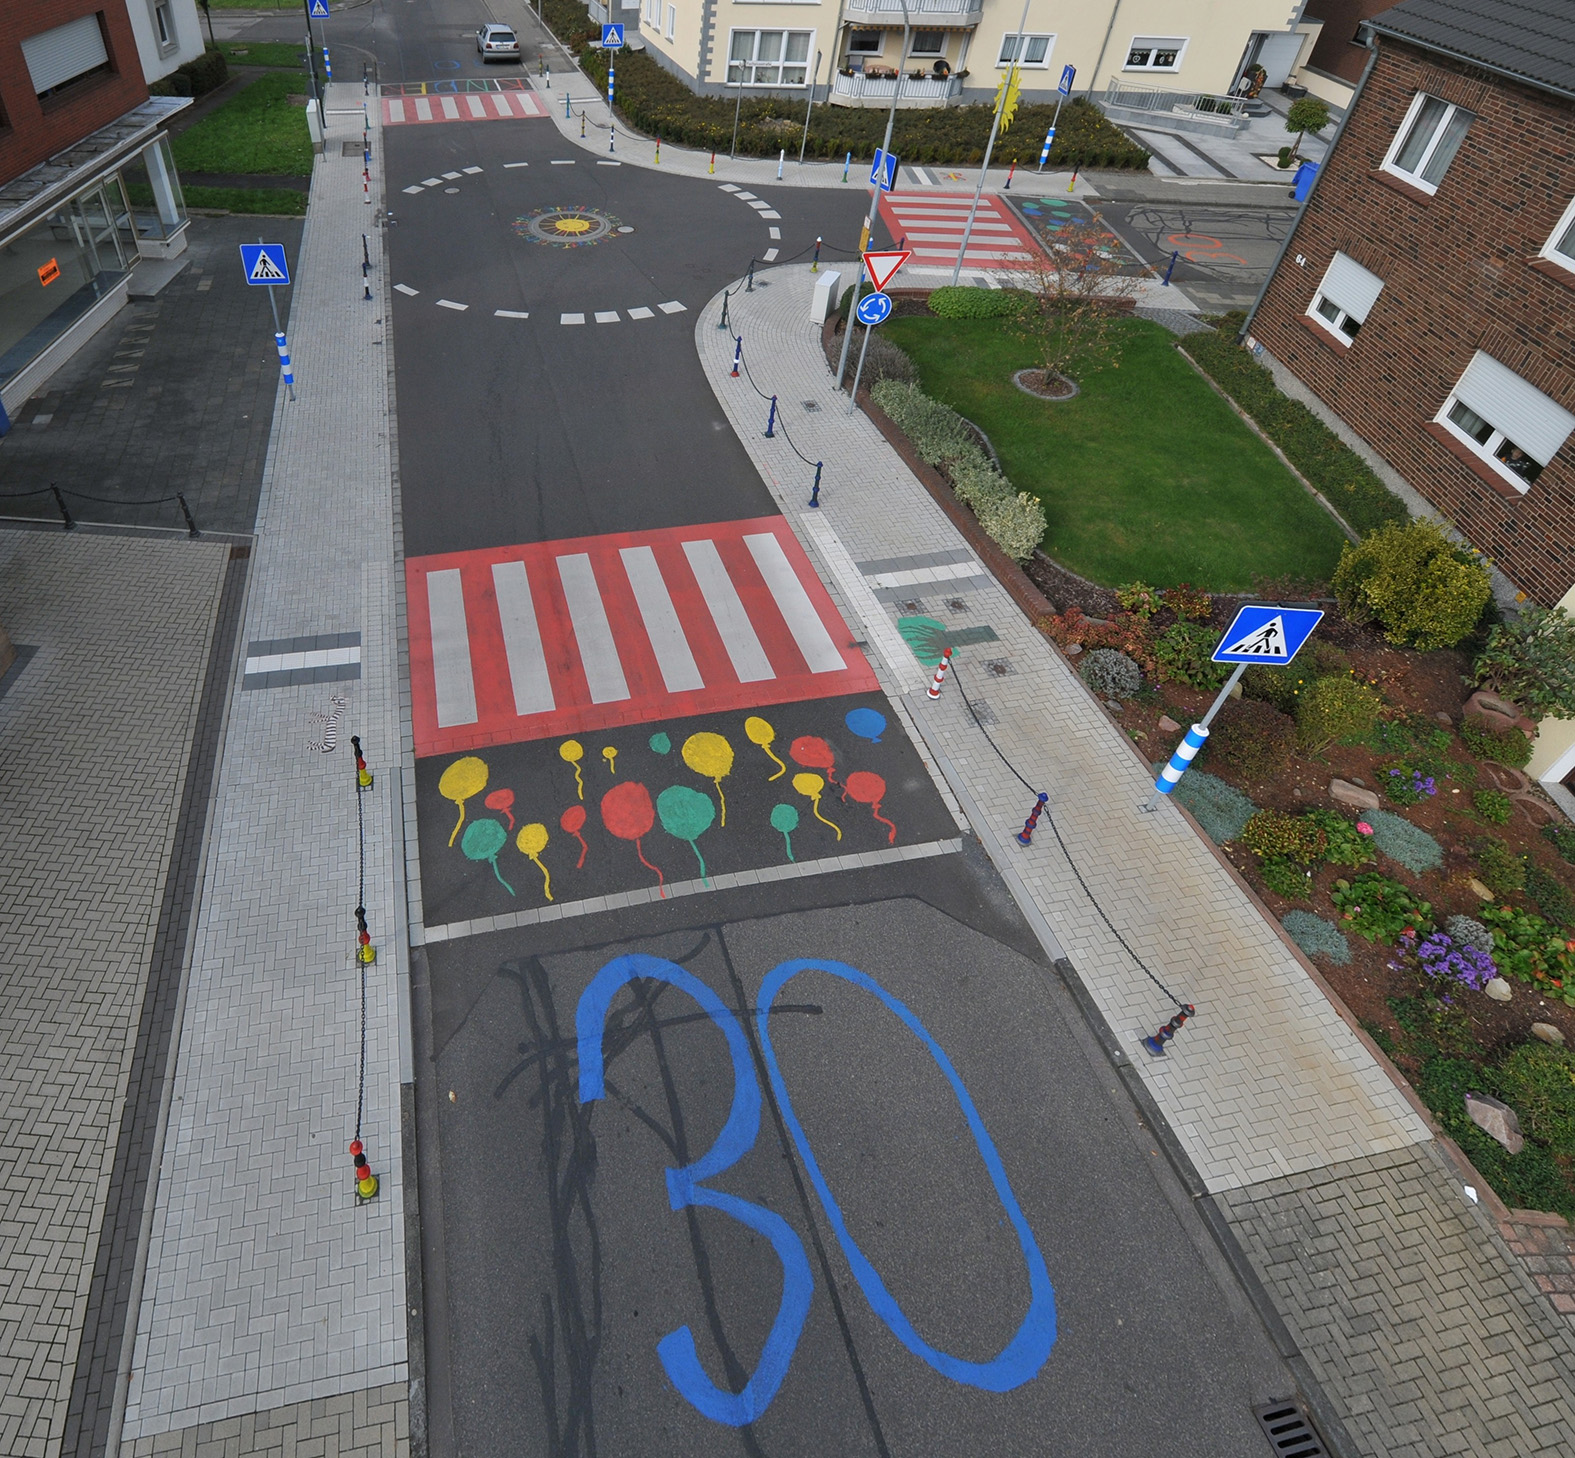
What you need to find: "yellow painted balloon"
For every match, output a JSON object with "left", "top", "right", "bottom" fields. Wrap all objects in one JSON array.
[
  {"left": 792, "top": 771, "right": 842, "bottom": 840},
  {"left": 439, "top": 756, "right": 489, "bottom": 847},
  {"left": 516, "top": 822, "right": 552, "bottom": 901},
  {"left": 744, "top": 715, "right": 787, "bottom": 781},
  {"left": 602, "top": 745, "right": 618, "bottom": 775},
  {"left": 683, "top": 732, "right": 735, "bottom": 827},
  {"left": 559, "top": 739, "right": 585, "bottom": 800}
]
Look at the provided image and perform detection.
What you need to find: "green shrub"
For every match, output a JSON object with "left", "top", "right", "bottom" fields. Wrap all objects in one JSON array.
[
  {"left": 1154, "top": 622, "right": 1231, "bottom": 689},
  {"left": 1480, "top": 903, "right": 1575, "bottom": 1003},
  {"left": 1182, "top": 331, "right": 1407, "bottom": 535},
  {"left": 1294, "top": 675, "right": 1383, "bottom": 750},
  {"left": 179, "top": 48, "right": 229, "bottom": 96},
  {"left": 1445, "top": 914, "right": 1494, "bottom": 955},
  {"left": 1472, "top": 604, "right": 1575, "bottom": 721},
  {"left": 1497, "top": 1042, "right": 1575, "bottom": 1149},
  {"left": 1306, "top": 809, "right": 1374, "bottom": 867},
  {"left": 1380, "top": 762, "right": 1439, "bottom": 806},
  {"left": 861, "top": 334, "right": 919, "bottom": 388},
  {"left": 1331, "top": 872, "right": 1432, "bottom": 942},
  {"left": 1472, "top": 834, "right": 1526, "bottom": 897},
  {"left": 1115, "top": 581, "right": 1162, "bottom": 619},
  {"left": 1261, "top": 857, "right": 1314, "bottom": 900},
  {"left": 1525, "top": 864, "right": 1575, "bottom": 929},
  {"left": 1205, "top": 697, "right": 1297, "bottom": 778},
  {"left": 1281, "top": 910, "right": 1351, "bottom": 964},
  {"left": 1365, "top": 808, "right": 1443, "bottom": 874},
  {"left": 1162, "top": 582, "right": 1212, "bottom": 621},
  {"left": 870, "top": 379, "right": 978, "bottom": 466},
  {"left": 1543, "top": 824, "right": 1575, "bottom": 865},
  {"left": 1331, "top": 517, "right": 1492, "bottom": 650},
  {"left": 1459, "top": 720, "right": 1533, "bottom": 768},
  {"left": 1243, "top": 808, "right": 1328, "bottom": 863},
  {"left": 1473, "top": 789, "right": 1513, "bottom": 825},
  {"left": 976, "top": 489, "right": 1048, "bottom": 563},
  {"left": 1167, "top": 768, "right": 1255, "bottom": 843},
  {"left": 927, "top": 286, "right": 1023, "bottom": 319},
  {"left": 1080, "top": 649, "right": 1142, "bottom": 700},
  {"left": 1242, "top": 641, "right": 1352, "bottom": 713}
]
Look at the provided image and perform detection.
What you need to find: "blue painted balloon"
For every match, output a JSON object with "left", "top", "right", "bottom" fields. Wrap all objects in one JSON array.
[{"left": 844, "top": 707, "right": 886, "bottom": 744}]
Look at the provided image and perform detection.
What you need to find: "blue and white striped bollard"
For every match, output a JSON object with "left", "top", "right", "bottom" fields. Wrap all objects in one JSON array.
[
  {"left": 1146, "top": 724, "right": 1207, "bottom": 811},
  {"left": 274, "top": 331, "right": 296, "bottom": 401},
  {"left": 323, "top": 48, "right": 332, "bottom": 82}
]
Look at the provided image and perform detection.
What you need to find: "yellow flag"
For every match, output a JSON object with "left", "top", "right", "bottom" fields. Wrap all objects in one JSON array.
[{"left": 995, "top": 67, "right": 1021, "bottom": 132}]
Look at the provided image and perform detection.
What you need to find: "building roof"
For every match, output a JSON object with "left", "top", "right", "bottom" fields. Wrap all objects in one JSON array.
[{"left": 1367, "top": 0, "right": 1575, "bottom": 99}]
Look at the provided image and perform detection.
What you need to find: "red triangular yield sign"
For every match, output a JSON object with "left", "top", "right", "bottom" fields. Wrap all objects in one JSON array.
[{"left": 862, "top": 249, "right": 911, "bottom": 292}]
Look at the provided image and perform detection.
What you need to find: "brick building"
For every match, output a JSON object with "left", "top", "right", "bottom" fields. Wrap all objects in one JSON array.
[
  {"left": 1244, "top": 0, "right": 1575, "bottom": 790},
  {"left": 0, "top": 2, "right": 191, "bottom": 425}
]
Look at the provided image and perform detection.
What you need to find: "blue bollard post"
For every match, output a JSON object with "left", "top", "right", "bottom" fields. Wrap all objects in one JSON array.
[
  {"left": 809, "top": 462, "right": 822, "bottom": 507},
  {"left": 274, "top": 331, "right": 296, "bottom": 402},
  {"left": 764, "top": 395, "right": 777, "bottom": 437},
  {"left": 1162, "top": 249, "right": 1179, "bottom": 286},
  {"left": 1015, "top": 793, "right": 1049, "bottom": 845},
  {"left": 1145, "top": 724, "right": 1208, "bottom": 811},
  {"left": 746, "top": 259, "right": 755, "bottom": 292},
  {"left": 811, "top": 236, "right": 822, "bottom": 272},
  {"left": 842, "top": 151, "right": 851, "bottom": 183},
  {"left": 323, "top": 48, "right": 332, "bottom": 82},
  {"left": 1143, "top": 1004, "right": 1196, "bottom": 1057},
  {"left": 730, "top": 336, "right": 742, "bottom": 378},
  {"left": 565, "top": 91, "right": 571, "bottom": 119}
]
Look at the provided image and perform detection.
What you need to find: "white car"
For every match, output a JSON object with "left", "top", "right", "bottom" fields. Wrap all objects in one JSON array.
[{"left": 476, "top": 24, "right": 521, "bottom": 61}]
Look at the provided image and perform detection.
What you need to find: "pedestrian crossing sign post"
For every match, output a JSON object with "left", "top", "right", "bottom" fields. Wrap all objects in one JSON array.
[
  {"left": 240, "top": 242, "right": 290, "bottom": 286},
  {"left": 601, "top": 23, "right": 624, "bottom": 47},
  {"left": 869, "top": 148, "right": 899, "bottom": 193},
  {"left": 1144, "top": 603, "right": 1323, "bottom": 813},
  {"left": 309, "top": 0, "right": 329, "bottom": 16}
]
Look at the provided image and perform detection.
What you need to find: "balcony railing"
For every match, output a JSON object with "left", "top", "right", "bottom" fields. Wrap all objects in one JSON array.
[
  {"left": 830, "top": 70, "right": 963, "bottom": 107},
  {"left": 843, "top": 0, "right": 983, "bottom": 20}
]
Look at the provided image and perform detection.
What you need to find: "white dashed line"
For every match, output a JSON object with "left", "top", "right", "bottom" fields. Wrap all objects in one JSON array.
[
  {"left": 769, "top": 226, "right": 781, "bottom": 239},
  {"left": 436, "top": 299, "right": 468, "bottom": 311},
  {"left": 626, "top": 306, "right": 654, "bottom": 319},
  {"left": 760, "top": 210, "right": 781, "bottom": 219},
  {"left": 749, "top": 200, "right": 771, "bottom": 211},
  {"left": 735, "top": 191, "right": 757, "bottom": 200},
  {"left": 719, "top": 183, "right": 740, "bottom": 192},
  {"left": 504, "top": 161, "right": 530, "bottom": 168},
  {"left": 462, "top": 166, "right": 483, "bottom": 174},
  {"left": 394, "top": 283, "right": 419, "bottom": 296},
  {"left": 421, "top": 177, "right": 442, "bottom": 187},
  {"left": 763, "top": 248, "right": 778, "bottom": 261},
  {"left": 594, "top": 310, "right": 619, "bottom": 323},
  {"left": 551, "top": 159, "right": 576, "bottom": 165},
  {"left": 561, "top": 312, "right": 586, "bottom": 324},
  {"left": 658, "top": 301, "right": 686, "bottom": 314},
  {"left": 494, "top": 309, "right": 529, "bottom": 319},
  {"left": 402, "top": 185, "right": 424, "bottom": 195},
  {"left": 442, "top": 171, "right": 462, "bottom": 180},
  {"left": 597, "top": 160, "right": 621, "bottom": 166}
]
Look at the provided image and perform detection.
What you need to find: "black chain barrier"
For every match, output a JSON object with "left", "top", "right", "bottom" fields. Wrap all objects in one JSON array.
[{"left": 0, "top": 481, "right": 202, "bottom": 536}]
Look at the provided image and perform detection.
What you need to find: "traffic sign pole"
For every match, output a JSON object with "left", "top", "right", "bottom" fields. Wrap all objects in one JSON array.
[{"left": 846, "top": 323, "right": 876, "bottom": 414}]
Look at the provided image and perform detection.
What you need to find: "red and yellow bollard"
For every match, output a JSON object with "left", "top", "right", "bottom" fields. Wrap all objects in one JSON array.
[{"left": 351, "top": 1138, "right": 379, "bottom": 1200}]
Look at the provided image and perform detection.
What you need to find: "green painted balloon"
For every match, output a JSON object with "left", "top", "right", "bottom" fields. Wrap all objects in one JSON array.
[
  {"left": 649, "top": 731, "right": 672, "bottom": 754},
  {"left": 657, "top": 783, "right": 715, "bottom": 841},
  {"left": 769, "top": 803, "right": 800, "bottom": 833},
  {"left": 460, "top": 817, "right": 514, "bottom": 894}
]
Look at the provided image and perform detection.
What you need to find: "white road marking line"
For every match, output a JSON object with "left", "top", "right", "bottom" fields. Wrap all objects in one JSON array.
[
  {"left": 769, "top": 226, "right": 781, "bottom": 239},
  {"left": 657, "top": 300, "right": 686, "bottom": 314},
  {"left": 556, "top": 554, "right": 630, "bottom": 702},
  {"left": 388, "top": 99, "right": 406, "bottom": 123},
  {"left": 682, "top": 539, "right": 775, "bottom": 683},
  {"left": 421, "top": 176, "right": 442, "bottom": 186},
  {"left": 244, "top": 645, "right": 361, "bottom": 674},
  {"left": 442, "top": 170, "right": 462, "bottom": 180},
  {"left": 594, "top": 310, "right": 619, "bottom": 323},
  {"left": 735, "top": 191, "right": 757, "bottom": 200},
  {"left": 494, "top": 309, "right": 529, "bottom": 318},
  {"left": 414, "top": 97, "right": 433, "bottom": 121},
  {"left": 394, "top": 283, "right": 419, "bottom": 296},
  {"left": 504, "top": 160, "right": 530, "bottom": 167},
  {"left": 745, "top": 532, "right": 846, "bottom": 673},
  {"left": 759, "top": 210, "right": 781, "bottom": 219},
  {"left": 402, "top": 185, "right": 424, "bottom": 195},
  {"left": 619, "top": 546, "right": 704, "bottom": 692},
  {"left": 626, "top": 306, "right": 654, "bottom": 319},
  {"left": 436, "top": 299, "right": 468, "bottom": 310},
  {"left": 719, "top": 183, "right": 740, "bottom": 192},
  {"left": 492, "top": 561, "right": 556, "bottom": 715},
  {"left": 466, "top": 96, "right": 488, "bottom": 118},
  {"left": 865, "top": 560, "right": 982, "bottom": 589},
  {"left": 462, "top": 165, "right": 484, "bottom": 174},
  {"left": 561, "top": 312, "right": 586, "bottom": 324},
  {"left": 426, "top": 569, "right": 478, "bottom": 727},
  {"left": 762, "top": 248, "right": 778, "bottom": 261},
  {"left": 441, "top": 96, "right": 460, "bottom": 119},
  {"left": 749, "top": 200, "right": 771, "bottom": 211},
  {"left": 550, "top": 159, "right": 576, "bottom": 164},
  {"left": 597, "top": 160, "right": 621, "bottom": 166},
  {"left": 492, "top": 93, "right": 511, "bottom": 116}
]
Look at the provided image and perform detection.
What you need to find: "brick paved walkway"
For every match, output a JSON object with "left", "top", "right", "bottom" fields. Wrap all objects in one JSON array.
[
  {"left": 0, "top": 529, "right": 230, "bottom": 1458},
  {"left": 0, "top": 216, "right": 302, "bottom": 536},
  {"left": 118, "top": 87, "right": 409, "bottom": 1453},
  {"left": 699, "top": 264, "right": 1575, "bottom": 1455}
]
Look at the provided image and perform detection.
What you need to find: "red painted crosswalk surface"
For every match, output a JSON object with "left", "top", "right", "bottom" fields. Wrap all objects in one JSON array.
[
  {"left": 383, "top": 90, "right": 548, "bottom": 126},
  {"left": 877, "top": 192, "right": 1039, "bottom": 270},
  {"left": 407, "top": 518, "right": 879, "bottom": 757}
]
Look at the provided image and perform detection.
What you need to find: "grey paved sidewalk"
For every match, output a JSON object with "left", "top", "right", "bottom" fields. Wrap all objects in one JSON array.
[
  {"left": 697, "top": 262, "right": 1575, "bottom": 1456},
  {"left": 0, "top": 530, "right": 231, "bottom": 1458},
  {"left": 118, "top": 85, "right": 409, "bottom": 1452}
]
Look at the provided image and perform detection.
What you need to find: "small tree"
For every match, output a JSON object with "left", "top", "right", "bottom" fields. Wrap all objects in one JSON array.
[
  {"left": 1285, "top": 96, "right": 1331, "bottom": 159},
  {"left": 1012, "top": 219, "right": 1140, "bottom": 396}
]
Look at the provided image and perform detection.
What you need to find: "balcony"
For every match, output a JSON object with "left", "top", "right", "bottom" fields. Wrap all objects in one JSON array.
[
  {"left": 830, "top": 70, "right": 963, "bottom": 107},
  {"left": 842, "top": 0, "right": 983, "bottom": 23}
]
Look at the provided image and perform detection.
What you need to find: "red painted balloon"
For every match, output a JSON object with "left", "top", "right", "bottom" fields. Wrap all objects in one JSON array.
[
  {"left": 789, "top": 736, "right": 835, "bottom": 772},
  {"left": 559, "top": 804, "right": 587, "bottom": 834},
  {"left": 600, "top": 781, "right": 655, "bottom": 841},
  {"left": 844, "top": 770, "right": 897, "bottom": 844},
  {"left": 485, "top": 788, "right": 516, "bottom": 830}
]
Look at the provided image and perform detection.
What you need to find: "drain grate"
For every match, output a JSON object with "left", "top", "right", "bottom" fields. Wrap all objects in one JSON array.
[
  {"left": 341, "top": 140, "right": 363, "bottom": 157},
  {"left": 802, "top": 399, "right": 821, "bottom": 412},
  {"left": 1254, "top": 1401, "right": 1325, "bottom": 1457}
]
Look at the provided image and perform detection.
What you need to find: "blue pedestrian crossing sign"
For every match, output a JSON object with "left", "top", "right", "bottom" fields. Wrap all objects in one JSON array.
[
  {"left": 308, "top": 0, "right": 329, "bottom": 16},
  {"left": 1058, "top": 63, "right": 1076, "bottom": 95},
  {"left": 870, "top": 148, "right": 899, "bottom": 192},
  {"left": 1211, "top": 603, "right": 1323, "bottom": 664},
  {"left": 602, "top": 23, "right": 624, "bottom": 47},
  {"left": 855, "top": 291, "right": 893, "bottom": 327},
  {"left": 239, "top": 242, "right": 290, "bottom": 286}
]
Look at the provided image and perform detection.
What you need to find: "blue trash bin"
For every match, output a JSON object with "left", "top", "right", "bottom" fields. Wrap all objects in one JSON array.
[{"left": 1293, "top": 161, "right": 1319, "bottom": 202}]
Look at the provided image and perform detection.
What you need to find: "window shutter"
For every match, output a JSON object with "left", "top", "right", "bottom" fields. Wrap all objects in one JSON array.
[
  {"left": 1318, "top": 252, "right": 1384, "bottom": 323},
  {"left": 22, "top": 15, "right": 109, "bottom": 94},
  {"left": 1454, "top": 350, "right": 1575, "bottom": 466}
]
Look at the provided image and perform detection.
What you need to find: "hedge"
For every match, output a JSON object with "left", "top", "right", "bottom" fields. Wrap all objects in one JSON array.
[
  {"left": 1182, "top": 329, "right": 1407, "bottom": 537},
  {"left": 150, "top": 47, "right": 228, "bottom": 98},
  {"left": 562, "top": 42, "right": 1148, "bottom": 168}
]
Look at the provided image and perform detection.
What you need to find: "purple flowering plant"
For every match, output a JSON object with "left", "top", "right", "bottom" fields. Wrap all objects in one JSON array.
[
  {"left": 1393, "top": 929, "right": 1497, "bottom": 992},
  {"left": 1382, "top": 763, "right": 1438, "bottom": 806}
]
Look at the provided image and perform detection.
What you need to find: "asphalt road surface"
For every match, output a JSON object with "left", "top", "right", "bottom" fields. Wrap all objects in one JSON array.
[
  {"left": 215, "top": 0, "right": 1323, "bottom": 1449},
  {"left": 1094, "top": 202, "right": 1296, "bottom": 312}
]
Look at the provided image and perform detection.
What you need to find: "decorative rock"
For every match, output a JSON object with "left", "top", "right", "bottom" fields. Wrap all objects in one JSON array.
[
  {"left": 1464, "top": 1093, "right": 1524, "bottom": 1154},
  {"left": 1065, "top": 642, "right": 1082, "bottom": 655},
  {"left": 1483, "top": 978, "right": 1513, "bottom": 1002},
  {"left": 1433, "top": 712, "right": 1453, "bottom": 728},
  {"left": 1330, "top": 778, "right": 1381, "bottom": 810},
  {"left": 1467, "top": 877, "right": 1496, "bottom": 901},
  {"left": 1531, "top": 1022, "right": 1567, "bottom": 1047},
  {"left": 1463, "top": 689, "right": 1536, "bottom": 737},
  {"left": 1158, "top": 714, "right": 1181, "bottom": 733},
  {"left": 1105, "top": 700, "right": 1122, "bottom": 713}
]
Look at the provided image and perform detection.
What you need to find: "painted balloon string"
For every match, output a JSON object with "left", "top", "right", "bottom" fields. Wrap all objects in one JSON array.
[
  {"left": 792, "top": 772, "right": 841, "bottom": 841},
  {"left": 559, "top": 739, "right": 585, "bottom": 800},
  {"left": 461, "top": 818, "right": 514, "bottom": 895},
  {"left": 484, "top": 788, "right": 516, "bottom": 831},
  {"left": 745, "top": 715, "right": 787, "bottom": 781},
  {"left": 560, "top": 804, "right": 589, "bottom": 869},
  {"left": 439, "top": 755, "right": 488, "bottom": 848},
  {"left": 516, "top": 823, "right": 552, "bottom": 902},
  {"left": 844, "top": 770, "right": 896, "bottom": 844},
  {"left": 770, "top": 802, "right": 799, "bottom": 862}
]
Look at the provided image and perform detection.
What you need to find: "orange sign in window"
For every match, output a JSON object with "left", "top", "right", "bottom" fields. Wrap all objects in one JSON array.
[{"left": 38, "top": 258, "right": 60, "bottom": 286}]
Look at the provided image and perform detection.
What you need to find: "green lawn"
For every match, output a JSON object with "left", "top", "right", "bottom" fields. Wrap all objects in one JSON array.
[
  {"left": 184, "top": 185, "right": 307, "bottom": 215},
  {"left": 171, "top": 71, "right": 314, "bottom": 176},
  {"left": 215, "top": 40, "right": 312, "bottom": 69},
  {"left": 883, "top": 314, "right": 1350, "bottom": 591}
]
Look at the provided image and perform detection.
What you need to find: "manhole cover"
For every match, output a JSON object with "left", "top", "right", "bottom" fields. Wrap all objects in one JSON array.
[
  {"left": 515, "top": 205, "right": 623, "bottom": 247},
  {"left": 802, "top": 400, "right": 820, "bottom": 412},
  {"left": 341, "top": 140, "right": 363, "bottom": 157}
]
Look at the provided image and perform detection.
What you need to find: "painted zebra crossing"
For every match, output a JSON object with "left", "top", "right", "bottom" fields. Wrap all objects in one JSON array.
[
  {"left": 407, "top": 518, "right": 878, "bottom": 756},
  {"left": 383, "top": 90, "right": 548, "bottom": 126},
  {"left": 877, "top": 192, "right": 1039, "bottom": 270}
]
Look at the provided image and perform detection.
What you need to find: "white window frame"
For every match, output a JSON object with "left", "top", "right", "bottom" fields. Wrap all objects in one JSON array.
[
  {"left": 997, "top": 33, "right": 1054, "bottom": 68},
  {"left": 1381, "top": 91, "right": 1473, "bottom": 195},
  {"left": 1539, "top": 194, "right": 1575, "bottom": 275},
  {"left": 1435, "top": 352, "right": 1575, "bottom": 495},
  {"left": 727, "top": 28, "right": 815, "bottom": 86},
  {"left": 1123, "top": 36, "right": 1186, "bottom": 72},
  {"left": 153, "top": 2, "right": 175, "bottom": 50},
  {"left": 665, "top": 3, "right": 676, "bottom": 37},
  {"left": 1305, "top": 252, "right": 1384, "bottom": 347}
]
